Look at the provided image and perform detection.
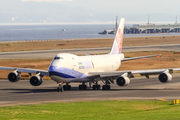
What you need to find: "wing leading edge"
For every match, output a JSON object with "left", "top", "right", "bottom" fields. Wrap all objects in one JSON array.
[
  {"left": 0, "top": 66, "right": 49, "bottom": 76},
  {"left": 87, "top": 68, "right": 180, "bottom": 79}
]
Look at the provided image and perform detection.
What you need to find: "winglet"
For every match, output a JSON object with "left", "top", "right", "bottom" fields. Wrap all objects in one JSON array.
[{"left": 109, "top": 18, "right": 125, "bottom": 54}]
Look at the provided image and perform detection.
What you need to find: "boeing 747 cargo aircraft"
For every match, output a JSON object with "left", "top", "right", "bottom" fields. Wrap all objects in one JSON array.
[{"left": 1, "top": 18, "right": 180, "bottom": 92}]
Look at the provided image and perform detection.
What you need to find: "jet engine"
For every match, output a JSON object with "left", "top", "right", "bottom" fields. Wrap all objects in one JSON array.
[
  {"left": 116, "top": 76, "right": 130, "bottom": 87},
  {"left": 8, "top": 71, "right": 21, "bottom": 82},
  {"left": 158, "top": 72, "right": 172, "bottom": 83},
  {"left": 30, "top": 74, "right": 43, "bottom": 86}
]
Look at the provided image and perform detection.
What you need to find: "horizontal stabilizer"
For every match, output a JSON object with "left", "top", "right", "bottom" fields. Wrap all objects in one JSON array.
[{"left": 122, "top": 54, "right": 161, "bottom": 62}]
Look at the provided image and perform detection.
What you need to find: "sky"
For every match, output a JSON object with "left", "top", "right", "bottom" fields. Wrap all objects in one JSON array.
[{"left": 0, "top": 0, "right": 180, "bottom": 24}]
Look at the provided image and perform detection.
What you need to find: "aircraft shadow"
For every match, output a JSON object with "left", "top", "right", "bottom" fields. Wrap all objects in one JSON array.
[
  {"left": 0, "top": 88, "right": 57, "bottom": 93},
  {"left": 0, "top": 87, "right": 174, "bottom": 94}
]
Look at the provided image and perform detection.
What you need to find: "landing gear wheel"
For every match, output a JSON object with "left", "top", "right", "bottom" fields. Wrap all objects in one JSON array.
[
  {"left": 83, "top": 85, "right": 87, "bottom": 90},
  {"left": 67, "top": 85, "right": 71, "bottom": 90},
  {"left": 93, "top": 85, "right": 101, "bottom": 90},
  {"left": 93, "top": 85, "right": 96, "bottom": 90},
  {"left": 57, "top": 87, "right": 60, "bottom": 92},
  {"left": 63, "top": 85, "right": 67, "bottom": 90},
  {"left": 97, "top": 85, "right": 101, "bottom": 90},
  {"left": 63, "top": 84, "right": 71, "bottom": 91},
  {"left": 57, "top": 83, "right": 64, "bottom": 92},
  {"left": 102, "top": 85, "right": 106, "bottom": 90},
  {"left": 102, "top": 85, "right": 110, "bottom": 90},
  {"left": 79, "top": 85, "right": 87, "bottom": 90},
  {"left": 107, "top": 85, "right": 110, "bottom": 90},
  {"left": 60, "top": 87, "right": 64, "bottom": 92},
  {"left": 79, "top": 85, "right": 83, "bottom": 90}
]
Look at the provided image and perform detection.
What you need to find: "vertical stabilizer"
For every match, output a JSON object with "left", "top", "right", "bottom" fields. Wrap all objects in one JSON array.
[{"left": 109, "top": 18, "right": 125, "bottom": 54}]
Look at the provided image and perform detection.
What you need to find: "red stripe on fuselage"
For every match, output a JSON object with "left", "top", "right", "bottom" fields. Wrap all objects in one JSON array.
[{"left": 91, "top": 61, "right": 94, "bottom": 68}]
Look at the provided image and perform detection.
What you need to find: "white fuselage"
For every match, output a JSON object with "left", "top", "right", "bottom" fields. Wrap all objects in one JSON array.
[{"left": 48, "top": 53, "right": 124, "bottom": 82}]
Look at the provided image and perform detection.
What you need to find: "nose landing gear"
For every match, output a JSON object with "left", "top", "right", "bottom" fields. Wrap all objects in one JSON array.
[{"left": 57, "top": 83, "right": 63, "bottom": 92}]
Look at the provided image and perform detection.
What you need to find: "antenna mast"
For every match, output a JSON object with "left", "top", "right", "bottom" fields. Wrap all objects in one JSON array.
[
  {"left": 116, "top": 16, "right": 118, "bottom": 30},
  {"left": 148, "top": 15, "right": 150, "bottom": 24}
]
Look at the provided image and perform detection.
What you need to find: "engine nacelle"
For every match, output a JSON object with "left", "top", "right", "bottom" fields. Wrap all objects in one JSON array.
[
  {"left": 30, "top": 74, "right": 43, "bottom": 86},
  {"left": 8, "top": 71, "right": 21, "bottom": 82},
  {"left": 116, "top": 76, "right": 130, "bottom": 87},
  {"left": 158, "top": 72, "right": 172, "bottom": 83}
]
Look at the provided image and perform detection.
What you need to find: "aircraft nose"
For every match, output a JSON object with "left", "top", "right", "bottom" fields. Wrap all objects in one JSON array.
[
  {"left": 49, "top": 66, "right": 56, "bottom": 71},
  {"left": 48, "top": 66, "right": 58, "bottom": 76}
]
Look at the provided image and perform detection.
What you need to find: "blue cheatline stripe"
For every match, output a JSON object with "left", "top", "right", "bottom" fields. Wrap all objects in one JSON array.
[
  {"left": 48, "top": 66, "right": 85, "bottom": 78},
  {"left": 49, "top": 71, "right": 76, "bottom": 78}
]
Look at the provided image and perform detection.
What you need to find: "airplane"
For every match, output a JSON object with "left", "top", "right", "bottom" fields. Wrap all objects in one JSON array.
[{"left": 0, "top": 18, "right": 180, "bottom": 92}]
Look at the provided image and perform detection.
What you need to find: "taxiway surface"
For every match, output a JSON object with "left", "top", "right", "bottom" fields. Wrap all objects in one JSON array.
[
  {"left": 0, "top": 44, "right": 180, "bottom": 59},
  {"left": 0, "top": 73, "right": 180, "bottom": 106},
  {"left": 1, "top": 44, "right": 180, "bottom": 106}
]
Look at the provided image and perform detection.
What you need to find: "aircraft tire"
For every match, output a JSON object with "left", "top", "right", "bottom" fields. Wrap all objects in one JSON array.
[
  {"left": 83, "top": 85, "right": 87, "bottom": 90},
  {"left": 60, "top": 87, "right": 64, "bottom": 92},
  {"left": 68, "top": 85, "right": 71, "bottom": 90},
  {"left": 57, "top": 87, "right": 60, "bottom": 92},
  {"left": 107, "top": 85, "right": 110, "bottom": 90},
  {"left": 63, "top": 85, "right": 67, "bottom": 90},
  {"left": 102, "top": 85, "right": 110, "bottom": 90},
  {"left": 102, "top": 85, "right": 106, "bottom": 90},
  {"left": 97, "top": 85, "right": 101, "bottom": 90},
  {"left": 79, "top": 85, "right": 83, "bottom": 90},
  {"left": 93, "top": 85, "right": 97, "bottom": 90}
]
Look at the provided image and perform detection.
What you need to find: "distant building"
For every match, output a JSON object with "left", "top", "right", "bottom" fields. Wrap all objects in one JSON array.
[{"left": 124, "top": 24, "right": 180, "bottom": 34}]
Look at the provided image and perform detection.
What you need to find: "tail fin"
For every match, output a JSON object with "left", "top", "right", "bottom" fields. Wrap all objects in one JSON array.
[{"left": 109, "top": 18, "right": 125, "bottom": 54}]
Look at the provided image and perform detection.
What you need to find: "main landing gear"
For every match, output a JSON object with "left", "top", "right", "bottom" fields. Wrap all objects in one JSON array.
[
  {"left": 102, "top": 85, "right": 110, "bottom": 90},
  {"left": 57, "top": 81, "right": 111, "bottom": 92},
  {"left": 57, "top": 83, "right": 71, "bottom": 92},
  {"left": 78, "top": 81, "right": 110, "bottom": 90},
  {"left": 93, "top": 82, "right": 101, "bottom": 90},
  {"left": 102, "top": 81, "right": 111, "bottom": 90},
  {"left": 63, "top": 83, "right": 71, "bottom": 91},
  {"left": 79, "top": 82, "right": 87, "bottom": 90}
]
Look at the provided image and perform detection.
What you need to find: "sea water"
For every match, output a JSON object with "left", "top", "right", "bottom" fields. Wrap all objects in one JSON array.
[{"left": 0, "top": 24, "right": 180, "bottom": 42}]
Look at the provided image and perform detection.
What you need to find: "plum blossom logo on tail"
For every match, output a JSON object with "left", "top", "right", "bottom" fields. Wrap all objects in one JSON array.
[{"left": 116, "top": 28, "right": 123, "bottom": 52}]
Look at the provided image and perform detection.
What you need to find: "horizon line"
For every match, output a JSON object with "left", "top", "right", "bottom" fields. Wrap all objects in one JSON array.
[{"left": 0, "top": 21, "right": 178, "bottom": 25}]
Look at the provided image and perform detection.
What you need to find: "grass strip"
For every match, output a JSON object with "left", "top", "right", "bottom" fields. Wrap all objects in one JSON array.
[
  {"left": 0, "top": 100, "right": 180, "bottom": 120},
  {"left": 1, "top": 36, "right": 180, "bottom": 52}
]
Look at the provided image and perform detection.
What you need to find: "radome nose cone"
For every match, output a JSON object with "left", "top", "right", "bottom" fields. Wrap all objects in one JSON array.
[
  {"left": 48, "top": 66, "right": 57, "bottom": 72},
  {"left": 48, "top": 66, "right": 58, "bottom": 76}
]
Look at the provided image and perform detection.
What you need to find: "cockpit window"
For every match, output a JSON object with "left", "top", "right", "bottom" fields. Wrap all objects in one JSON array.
[
  {"left": 54, "top": 57, "right": 60, "bottom": 59},
  {"left": 54, "top": 57, "right": 63, "bottom": 60}
]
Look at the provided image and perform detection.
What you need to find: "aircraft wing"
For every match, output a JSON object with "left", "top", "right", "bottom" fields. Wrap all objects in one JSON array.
[
  {"left": 87, "top": 68, "right": 180, "bottom": 79},
  {"left": 0, "top": 66, "right": 49, "bottom": 76},
  {"left": 66, "top": 68, "right": 180, "bottom": 84},
  {"left": 122, "top": 54, "right": 161, "bottom": 62}
]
